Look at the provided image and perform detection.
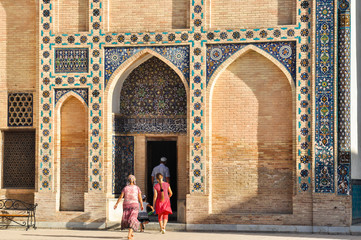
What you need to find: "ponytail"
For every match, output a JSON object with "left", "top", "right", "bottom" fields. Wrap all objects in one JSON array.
[{"left": 156, "top": 173, "right": 165, "bottom": 201}]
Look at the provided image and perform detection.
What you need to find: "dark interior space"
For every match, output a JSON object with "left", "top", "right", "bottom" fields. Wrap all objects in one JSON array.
[{"left": 147, "top": 140, "right": 177, "bottom": 221}]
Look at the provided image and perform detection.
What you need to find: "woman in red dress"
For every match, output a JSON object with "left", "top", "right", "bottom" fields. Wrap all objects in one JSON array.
[
  {"left": 114, "top": 175, "right": 143, "bottom": 240},
  {"left": 153, "top": 172, "right": 173, "bottom": 234}
]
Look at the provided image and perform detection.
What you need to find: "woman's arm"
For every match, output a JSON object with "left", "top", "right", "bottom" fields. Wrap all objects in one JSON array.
[
  {"left": 168, "top": 186, "right": 173, "bottom": 198},
  {"left": 147, "top": 203, "right": 154, "bottom": 211},
  {"left": 114, "top": 192, "right": 124, "bottom": 209},
  {"left": 138, "top": 192, "right": 144, "bottom": 210},
  {"left": 153, "top": 188, "right": 157, "bottom": 207}
]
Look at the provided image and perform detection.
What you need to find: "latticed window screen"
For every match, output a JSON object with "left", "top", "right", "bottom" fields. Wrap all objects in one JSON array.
[{"left": 3, "top": 131, "right": 35, "bottom": 188}]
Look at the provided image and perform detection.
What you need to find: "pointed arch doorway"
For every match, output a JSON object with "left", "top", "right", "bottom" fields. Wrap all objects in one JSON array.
[{"left": 106, "top": 51, "right": 189, "bottom": 223}]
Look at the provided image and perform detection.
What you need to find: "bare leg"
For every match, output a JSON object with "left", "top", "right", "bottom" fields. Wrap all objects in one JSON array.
[
  {"left": 158, "top": 219, "right": 163, "bottom": 231},
  {"left": 158, "top": 214, "right": 164, "bottom": 231},
  {"left": 128, "top": 228, "right": 134, "bottom": 239},
  {"left": 163, "top": 218, "right": 168, "bottom": 230}
]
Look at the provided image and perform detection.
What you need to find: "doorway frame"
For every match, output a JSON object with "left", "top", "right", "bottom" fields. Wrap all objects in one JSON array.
[{"left": 144, "top": 135, "right": 187, "bottom": 222}]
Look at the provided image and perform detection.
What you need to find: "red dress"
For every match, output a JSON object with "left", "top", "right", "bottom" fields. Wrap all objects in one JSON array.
[{"left": 154, "top": 182, "right": 172, "bottom": 215}]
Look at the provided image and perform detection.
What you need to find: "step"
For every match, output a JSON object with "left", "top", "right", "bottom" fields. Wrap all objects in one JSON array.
[{"left": 106, "top": 222, "right": 186, "bottom": 232}]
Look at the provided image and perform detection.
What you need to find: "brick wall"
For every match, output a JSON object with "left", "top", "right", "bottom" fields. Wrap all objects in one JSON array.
[
  {"left": 108, "top": 0, "right": 190, "bottom": 32},
  {"left": 210, "top": 51, "right": 293, "bottom": 214},
  {"left": 0, "top": 1, "right": 37, "bottom": 206},
  {"left": 208, "top": 0, "right": 296, "bottom": 29},
  {"left": 55, "top": 0, "right": 89, "bottom": 32},
  {"left": 60, "top": 97, "right": 88, "bottom": 211},
  {"left": 0, "top": 0, "right": 37, "bottom": 129}
]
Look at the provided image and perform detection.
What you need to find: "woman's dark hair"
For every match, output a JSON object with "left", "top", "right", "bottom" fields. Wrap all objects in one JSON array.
[
  {"left": 156, "top": 173, "right": 163, "bottom": 181},
  {"left": 156, "top": 173, "right": 165, "bottom": 201}
]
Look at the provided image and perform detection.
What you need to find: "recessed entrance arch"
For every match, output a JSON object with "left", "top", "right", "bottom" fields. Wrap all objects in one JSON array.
[
  {"left": 207, "top": 46, "right": 296, "bottom": 214},
  {"left": 105, "top": 49, "right": 189, "bottom": 222}
]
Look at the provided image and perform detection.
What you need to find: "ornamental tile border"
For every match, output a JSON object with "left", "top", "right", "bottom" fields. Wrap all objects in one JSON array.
[
  {"left": 315, "top": 0, "right": 336, "bottom": 193},
  {"left": 337, "top": 0, "right": 351, "bottom": 195},
  {"left": 296, "top": 0, "right": 312, "bottom": 192}
]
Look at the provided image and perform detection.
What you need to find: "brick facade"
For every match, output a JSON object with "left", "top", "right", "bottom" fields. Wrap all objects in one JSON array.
[{"left": 0, "top": 0, "right": 354, "bottom": 229}]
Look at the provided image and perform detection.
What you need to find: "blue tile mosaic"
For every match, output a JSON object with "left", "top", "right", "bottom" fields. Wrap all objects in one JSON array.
[
  {"left": 113, "top": 57, "right": 187, "bottom": 134},
  {"left": 104, "top": 46, "right": 190, "bottom": 87},
  {"left": 112, "top": 136, "right": 134, "bottom": 194},
  {"left": 337, "top": 0, "right": 351, "bottom": 195},
  {"left": 315, "top": 0, "right": 335, "bottom": 193},
  {"left": 206, "top": 42, "right": 296, "bottom": 86},
  {"left": 54, "top": 88, "right": 89, "bottom": 106},
  {"left": 352, "top": 182, "right": 361, "bottom": 220},
  {"left": 55, "top": 48, "right": 89, "bottom": 73},
  {"left": 114, "top": 116, "right": 187, "bottom": 134}
]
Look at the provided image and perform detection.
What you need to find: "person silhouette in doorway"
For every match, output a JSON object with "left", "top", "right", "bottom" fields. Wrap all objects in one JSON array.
[{"left": 151, "top": 157, "right": 170, "bottom": 185}]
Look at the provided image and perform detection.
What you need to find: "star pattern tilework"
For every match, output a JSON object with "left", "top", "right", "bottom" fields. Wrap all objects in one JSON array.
[
  {"left": 315, "top": 0, "right": 336, "bottom": 193},
  {"left": 337, "top": 0, "right": 351, "bottom": 195}
]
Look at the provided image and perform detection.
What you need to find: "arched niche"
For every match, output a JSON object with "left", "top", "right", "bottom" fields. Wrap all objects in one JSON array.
[
  {"left": 58, "top": 95, "right": 88, "bottom": 211},
  {"left": 208, "top": 48, "right": 295, "bottom": 214}
]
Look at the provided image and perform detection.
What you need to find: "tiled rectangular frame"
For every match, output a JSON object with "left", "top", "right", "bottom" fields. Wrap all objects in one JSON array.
[{"left": 38, "top": 0, "right": 348, "bottom": 195}]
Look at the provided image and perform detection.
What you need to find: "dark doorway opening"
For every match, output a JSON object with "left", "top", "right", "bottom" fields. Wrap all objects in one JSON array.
[{"left": 147, "top": 140, "right": 177, "bottom": 221}]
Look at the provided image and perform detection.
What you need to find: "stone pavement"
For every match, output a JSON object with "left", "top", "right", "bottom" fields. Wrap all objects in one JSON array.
[{"left": 1, "top": 229, "right": 361, "bottom": 240}]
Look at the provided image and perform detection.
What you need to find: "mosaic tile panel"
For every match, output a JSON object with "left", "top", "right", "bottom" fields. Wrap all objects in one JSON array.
[
  {"left": 8, "top": 93, "right": 33, "bottom": 127},
  {"left": 55, "top": 48, "right": 89, "bottom": 73},
  {"left": 112, "top": 136, "right": 134, "bottom": 194},
  {"left": 104, "top": 46, "right": 190, "bottom": 87},
  {"left": 206, "top": 42, "right": 296, "bottom": 85},
  {"left": 337, "top": 0, "right": 351, "bottom": 195},
  {"left": 54, "top": 88, "right": 89, "bottom": 106},
  {"left": 114, "top": 57, "right": 187, "bottom": 134},
  {"left": 3, "top": 131, "right": 35, "bottom": 188},
  {"left": 114, "top": 116, "right": 187, "bottom": 134},
  {"left": 315, "top": 0, "right": 336, "bottom": 193}
]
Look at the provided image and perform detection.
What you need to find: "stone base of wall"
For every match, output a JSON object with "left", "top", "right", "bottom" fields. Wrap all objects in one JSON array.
[
  {"left": 35, "top": 192, "right": 106, "bottom": 223},
  {"left": 186, "top": 224, "right": 361, "bottom": 234},
  {"left": 186, "top": 193, "right": 352, "bottom": 227}
]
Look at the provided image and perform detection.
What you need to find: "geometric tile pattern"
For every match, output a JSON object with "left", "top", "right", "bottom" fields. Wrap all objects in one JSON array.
[
  {"left": 337, "top": 0, "right": 351, "bottom": 195},
  {"left": 114, "top": 116, "right": 187, "bottom": 134},
  {"left": 104, "top": 45, "right": 190, "bottom": 87},
  {"left": 315, "top": 0, "right": 336, "bottom": 193},
  {"left": 7, "top": 93, "right": 33, "bottom": 127},
  {"left": 55, "top": 48, "right": 89, "bottom": 73},
  {"left": 112, "top": 136, "right": 134, "bottom": 194},
  {"left": 206, "top": 41, "right": 297, "bottom": 85},
  {"left": 54, "top": 88, "right": 89, "bottom": 106},
  {"left": 114, "top": 57, "right": 187, "bottom": 134},
  {"left": 3, "top": 131, "right": 35, "bottom": 188}
]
